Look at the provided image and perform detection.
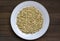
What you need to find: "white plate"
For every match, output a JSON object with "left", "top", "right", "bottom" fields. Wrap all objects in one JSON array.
[{"left": 10, "top": 1, "right": 50, "bottom": 40}]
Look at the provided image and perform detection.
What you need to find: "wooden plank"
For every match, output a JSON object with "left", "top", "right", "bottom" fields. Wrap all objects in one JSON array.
[
  {"left": 0, "top": 13, "right": 60, "bottom": 25},
  {"left": 0, "top": 0, "right": 60, "bottom": 13},
  {"left": 0, "top": 25, "right": 60, "bottom": 41},
  {"left": 0, "top": 13, "right": 11, "bottom": 19}
]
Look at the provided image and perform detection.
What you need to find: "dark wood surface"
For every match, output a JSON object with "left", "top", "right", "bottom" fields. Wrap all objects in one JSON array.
[{"left": 0, "top": 0, "right": 60, "bottom": 41}]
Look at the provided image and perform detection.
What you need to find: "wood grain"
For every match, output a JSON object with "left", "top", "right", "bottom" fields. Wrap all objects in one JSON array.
[{"left": 0, "top": 0, "right": 60, "bottom": 41}]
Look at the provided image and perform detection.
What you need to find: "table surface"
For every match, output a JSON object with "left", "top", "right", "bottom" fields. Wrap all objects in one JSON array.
[{"left": 0, "top": 0, "right": 60, "bottom": 41}]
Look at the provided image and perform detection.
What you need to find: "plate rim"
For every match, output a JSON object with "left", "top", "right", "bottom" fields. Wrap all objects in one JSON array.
[{"left": 10, "top": 1, "right": 50, "bottom": 40}]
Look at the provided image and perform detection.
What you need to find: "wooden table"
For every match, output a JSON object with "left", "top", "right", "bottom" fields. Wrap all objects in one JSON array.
[{"left": 0, "top": 0, "right": 60, "bottom": 41}]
